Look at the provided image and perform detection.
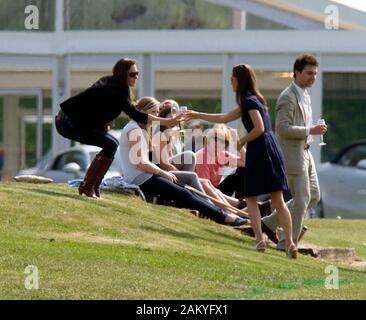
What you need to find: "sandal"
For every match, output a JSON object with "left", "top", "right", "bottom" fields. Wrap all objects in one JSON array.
[
  {"left": 255, "top": 240, "right": 267, "bottom": 252},
  {"left": 287, "top": 244, "right": 298, "bottom": 259}
]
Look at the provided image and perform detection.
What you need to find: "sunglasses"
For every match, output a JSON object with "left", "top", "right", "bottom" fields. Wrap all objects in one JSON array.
[{"left": 129, "top": 72, "right": 139, "bottom": 78}]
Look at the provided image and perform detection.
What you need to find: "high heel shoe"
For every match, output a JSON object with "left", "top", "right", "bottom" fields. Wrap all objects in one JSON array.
[
  {"left": 287, "top": 244, "right": 298, "bottom": 259},
  {"left": 255, "top": 240, "right": 267, "bottom": 252}
]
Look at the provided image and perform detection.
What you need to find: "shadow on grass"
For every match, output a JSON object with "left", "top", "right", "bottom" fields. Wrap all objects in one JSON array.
[
  {"left": 198, "top": 225, "right": 252, "bottom": 248},
  {"left": 14, "top": 187, "right": 107, "bottom": 207},
  {"left": 142, "top": 222, "right": 249, "bottom": 250},
  {"left": 141, "top": 225, "right": 209, "bottom": 242}
]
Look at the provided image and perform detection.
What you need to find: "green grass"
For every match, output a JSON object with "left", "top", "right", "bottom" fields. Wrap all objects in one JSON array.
[{"left": 0, "top": 182, "right": 365, "bottom": 300}]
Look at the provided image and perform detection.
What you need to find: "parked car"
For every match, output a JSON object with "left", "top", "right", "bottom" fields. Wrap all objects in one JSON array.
[
  {"left": 17, "top": 144, "right": 123, "bottom": 183},
  {"left": 316, "top": 139, "right": 366, "bottom": 219}
]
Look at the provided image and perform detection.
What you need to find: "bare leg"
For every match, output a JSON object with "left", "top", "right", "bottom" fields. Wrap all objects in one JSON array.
[
  {"left": 201, "top": 179, "right": 240, "bottom": 207},
  {"left": 270, "top": 191, "right": 297, "bottom": 257},
  {"left": 215, "top": 189, "right": 240, "bottom": 208},
  {"left": 246, "top": 196, "right": 265, "bottom": 249},
  {"left": 200, "top": 179, "right": 231, "bottom": 206}
]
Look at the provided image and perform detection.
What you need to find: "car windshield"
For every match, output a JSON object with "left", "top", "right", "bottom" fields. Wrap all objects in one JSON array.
[{"left": 36, "top": 151, "right": 53, "bottom": 171}]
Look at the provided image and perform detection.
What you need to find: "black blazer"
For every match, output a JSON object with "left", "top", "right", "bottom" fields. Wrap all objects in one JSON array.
[{"left": 60, "top": 76, "right": 148, "bottom": 128}]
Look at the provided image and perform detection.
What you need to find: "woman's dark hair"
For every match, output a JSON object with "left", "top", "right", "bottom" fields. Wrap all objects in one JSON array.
[
  {"left": 112, "top": 58, "right": 136, "bottom": 102},
  {"left": 158, "top": 104, "right": 172, "bottom": 120},
  {"left": 293, "top": 54, "right": 318, "bottom": 78},
  {"left": 158, "top": 100, "right": 179, "bottom": 132},
  {"left": 232, "top": 64, "right": 267, "bottom": 111}
]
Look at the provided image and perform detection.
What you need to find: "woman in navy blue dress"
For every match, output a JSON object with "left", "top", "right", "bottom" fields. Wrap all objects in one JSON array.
[{"left": 187, "top": 64, "right": 297, "bottom": 258}]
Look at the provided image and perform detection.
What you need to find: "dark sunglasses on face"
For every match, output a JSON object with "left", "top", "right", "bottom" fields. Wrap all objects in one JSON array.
[{"left": 129, "top": 72, "right": 139, "bottom": 78}]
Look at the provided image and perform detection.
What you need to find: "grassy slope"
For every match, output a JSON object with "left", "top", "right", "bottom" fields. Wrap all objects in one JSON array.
[{"left": 0, "top": 182, "right": 365, "bottom": 300}]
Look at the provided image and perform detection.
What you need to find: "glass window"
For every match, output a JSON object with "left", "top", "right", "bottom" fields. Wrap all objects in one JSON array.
[
  {"left": 246, "top": 14, "right": 291, "bottom": 30},
  {"left": 0, "top": 0, "right": 55, "bottom": 31},
  {"left": 52, "top": 151, "right": 87, "bottom": 171},
  {"left": 323, "top": 73, "right": 366, "bottom": 162},
  {"left": 19, "top": 97, "right": 52, "bottom": 168},
  {"left": 67, "top": 0, "right": 232, "bottom": 30},
  {"left": 338, "top": 144, "right": 366, "bottom": 167}
]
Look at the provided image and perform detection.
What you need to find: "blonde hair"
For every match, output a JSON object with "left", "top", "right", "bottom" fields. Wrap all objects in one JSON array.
[
  {"left": 135, "top": 96, "right": 160, "bottom": 152},
  {"left": 136, "top": 96, "right": 160, "bottom": 113},
  {"left": 161, "top": 99, "right": 179, "bottom": 108},
  {"left": 204, "top": 124, "right": 231, "bottom": 148}
]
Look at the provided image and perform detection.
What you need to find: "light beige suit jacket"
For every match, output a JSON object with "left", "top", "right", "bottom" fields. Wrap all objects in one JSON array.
[{"left": 275, "top": 83, "right": 308, "bottom": 175}]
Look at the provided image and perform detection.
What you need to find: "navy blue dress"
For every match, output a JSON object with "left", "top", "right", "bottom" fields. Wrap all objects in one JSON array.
[{"left": 241, "top": 95, "right": 289, "bottom": 197}]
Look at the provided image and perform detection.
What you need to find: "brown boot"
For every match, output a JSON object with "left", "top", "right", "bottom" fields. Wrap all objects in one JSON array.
[
  {"left": 93, "top": 153, "right": 113, "bottom": 198},
  {"left": 78, "top": 157, "right": 99, "bottom": 198},
  {"left": 94, "top": 178, "right": 103, "bottom": 198},
  {"left": 78, "top": 153, "right": 112, "bottom": 198}
]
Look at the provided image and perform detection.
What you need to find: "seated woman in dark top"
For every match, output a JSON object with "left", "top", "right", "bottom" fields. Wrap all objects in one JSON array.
[{"left": 55, "top": 58, "right": 181, "bottom": 199}]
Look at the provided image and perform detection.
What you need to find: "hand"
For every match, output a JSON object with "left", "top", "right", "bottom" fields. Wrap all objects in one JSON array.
[
  {"left": 164, "top": 114, "right": 186, "bottom": 128},
  {"left": 240, "top": 148, "right": 246, "bottom": 167},
  {"left": 160, "top": 171, "right": 178, "bottom": 183},
  {"left": 236, "top": 138, "right": 244, "bottom": 152},
  {"left": 229, "top": 127, "right": 239, "bottom": 139},
  {"left": 310, "top": 124, "right": 327, "bottom": 135},
  {"left": 181, "top": 110, "right": 199, "bottom": 121}
]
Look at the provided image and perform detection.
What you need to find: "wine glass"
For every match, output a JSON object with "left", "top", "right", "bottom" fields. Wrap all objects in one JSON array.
[
  {"left": 179, "top": 106, "right": 188, "bottom": 146},
  {"left": 179, "top": 106, "right": 188, "bottom": 131},
  {"left": 317, "top": 119, "right": 327, "bottom": 146},
  {"left": 180, "top": 106, "right": 188, "bottom": 113}
]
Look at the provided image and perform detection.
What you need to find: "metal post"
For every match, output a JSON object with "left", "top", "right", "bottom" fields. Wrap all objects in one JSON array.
[
  {"left": 221, "top": 54, "right": 238, "bottom": 129},
  {"left": 36, "top": 90, "right": 43, "bottom": 161},
  {"left": 55, "top": 0, "right": 64, "bottom": 33},
  {"left": 52, "top": 57, "right": 70, "bottom": 156},
  {"left": 139, "top": 54, "right": 155, "bottom": 98}
]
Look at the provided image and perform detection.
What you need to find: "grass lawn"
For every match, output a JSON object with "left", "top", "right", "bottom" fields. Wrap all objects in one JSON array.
[{"left": 0, "top": 182, "right": 365, "bottom": 300}]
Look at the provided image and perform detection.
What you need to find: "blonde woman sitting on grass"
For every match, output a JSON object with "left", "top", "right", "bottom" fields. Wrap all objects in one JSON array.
[{"left": 118, "top": 96, "right": 248, "bottom": 227}]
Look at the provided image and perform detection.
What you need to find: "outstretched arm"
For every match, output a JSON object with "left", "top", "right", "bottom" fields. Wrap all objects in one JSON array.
[
  {"left": 123, "top": 102, "right": 184, "bottom": 128},
  {"left": 148, "top": 113, "right": 186, "bottom": 128},
  {"left": 187, "top": 107, "right": 242, "bottom": 124}
]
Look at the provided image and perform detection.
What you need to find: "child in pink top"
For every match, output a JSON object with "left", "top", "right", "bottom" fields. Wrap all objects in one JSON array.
[
  {"left": 195, "top": 147, "right": 243, "bottom": 187},
  {"left": 196, "top": 125, "right": 245, "bottom": 185}
]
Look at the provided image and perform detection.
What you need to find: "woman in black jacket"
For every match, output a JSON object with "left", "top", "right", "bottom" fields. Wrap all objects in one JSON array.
[{"left": 55, "top": 58, "right": 180, "bottom": 198}]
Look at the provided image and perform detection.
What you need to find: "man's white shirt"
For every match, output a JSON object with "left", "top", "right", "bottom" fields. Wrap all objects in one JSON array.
[{"left": 293, "top": 81, "right": 313, "bottom": 145}]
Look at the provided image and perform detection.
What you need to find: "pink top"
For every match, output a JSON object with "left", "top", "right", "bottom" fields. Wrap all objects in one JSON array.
[{"left": 195, "top": 147, "right": 240, "bottom": 187}]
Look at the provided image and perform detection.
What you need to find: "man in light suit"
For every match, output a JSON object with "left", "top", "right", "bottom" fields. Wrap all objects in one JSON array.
[{"left": 262, "top": 54, "right": 327, "bottom": 251}]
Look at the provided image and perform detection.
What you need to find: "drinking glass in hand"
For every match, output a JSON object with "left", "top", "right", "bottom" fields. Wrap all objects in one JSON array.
[
  {"left": 317, "top": 119, "right": 326, "bottom": 146},
  {"left": 180, "top": 106, "right": 188, "bottom": 113},
  {"left": 179, "top": 106, "right": 188, "bottom": 131},
  {"left": 179, "top": 106, "right": 188, "bottom": 145}
]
